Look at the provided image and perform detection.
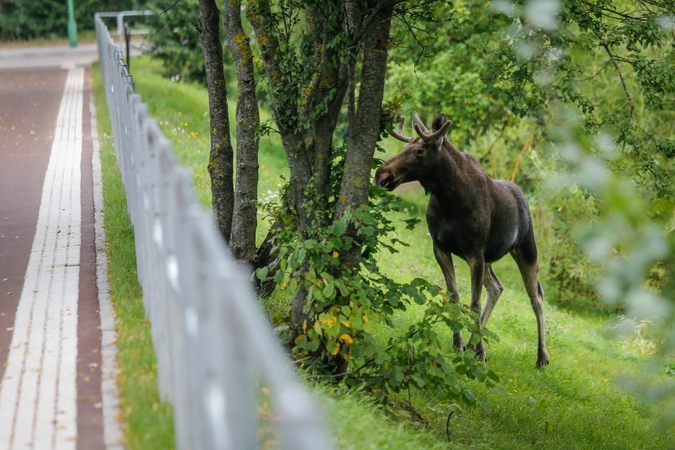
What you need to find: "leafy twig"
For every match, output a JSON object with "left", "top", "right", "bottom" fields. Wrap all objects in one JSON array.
[{"left": 598, "top": 39, "right": 636, "bottom": 119}]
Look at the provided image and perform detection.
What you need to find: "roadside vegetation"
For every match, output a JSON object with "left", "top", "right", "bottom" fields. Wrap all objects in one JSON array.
[{"left": 94, "top": 56, "right": 674, "bottom": 449}]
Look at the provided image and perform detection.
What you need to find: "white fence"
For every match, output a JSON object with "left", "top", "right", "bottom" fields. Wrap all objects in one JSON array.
[{"left": 94, "top": 13, "right": 332, "bottom": 450}]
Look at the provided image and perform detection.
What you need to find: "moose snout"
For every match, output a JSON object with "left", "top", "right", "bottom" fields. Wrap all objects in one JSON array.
[
  {"left": 374, "top": 165, "right": 405, "bottom": 191},
  {"left": 374, "top": 168, "right": 394, "bottom": 190}
]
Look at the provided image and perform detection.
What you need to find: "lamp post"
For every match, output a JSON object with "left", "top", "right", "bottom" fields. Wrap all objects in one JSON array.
[{"left": 67, "top": 0, "right": 77, "bottom": 47}]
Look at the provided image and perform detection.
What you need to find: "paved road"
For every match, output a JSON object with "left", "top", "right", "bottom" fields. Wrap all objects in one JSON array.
[
  {"left": 0, "top": 43, "right": 99, "bottom": 70},
  {"left": 0, "top": 45, "right": 122, "bottom": 449}
]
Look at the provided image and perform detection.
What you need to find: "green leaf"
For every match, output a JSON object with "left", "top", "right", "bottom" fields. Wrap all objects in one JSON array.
[
  {"left": 323, "top": 282, "right": 336, "bottom": 300},
  {"left": 374, "top": 352, "right": 390, "bottom": 364},
  {"left": 462, "top": 389, "right": 476, "bottom": 404},
  {"left": 297, "top": 247, "right": 307, "bottom": 264},
  {"left": 411, "top": 374, "right": 426, "bottom": 388},
  {"left": 255, "top": 266, "right": 269, "bottom": 280},
  {"left": 470, "top": 366, "right": 486, "bottom": 380},
  {"left": 478, "top": 400, "right": 491, "bottom": 413},
  {"left": 332, "top": 218, "right": 347, "bottom": 236}
]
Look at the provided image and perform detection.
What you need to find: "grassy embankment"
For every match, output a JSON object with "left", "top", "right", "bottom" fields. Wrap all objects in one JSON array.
[{"left": 93, "top": 56, "right": 673, "bottom": 450}]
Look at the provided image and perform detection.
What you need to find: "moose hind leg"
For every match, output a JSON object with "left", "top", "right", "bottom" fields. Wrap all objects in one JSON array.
[
  {"left": 511, "top": 249, "right": 550, "bottom": 368},
  {"left": 480, "top": 264, "right": 504, "bottom": 329},
  {"left": 433, "top": 246, "right": 464, "bottom": 351}
]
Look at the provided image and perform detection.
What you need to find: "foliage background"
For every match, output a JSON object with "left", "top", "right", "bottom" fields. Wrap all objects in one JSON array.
[
  {"left": 144, "top": 0, "right": 214, "bottom": 83},
  {"left": 0, "top": 0, "right": 138, "bottom": 41}
]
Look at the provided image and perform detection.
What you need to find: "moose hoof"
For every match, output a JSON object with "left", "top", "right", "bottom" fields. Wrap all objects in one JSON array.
[
  {"left": 535, "top": 358, "right": 550, "bottom": 370},
  {"left": 535, "top": 349, "right": 550, "bottom": 370},
  {"left": 467, "top": 343, "right": 487, "bottom": 364}
]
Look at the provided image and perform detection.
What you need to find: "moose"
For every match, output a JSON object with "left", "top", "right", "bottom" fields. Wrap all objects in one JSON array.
[{"left": 374, "top": 112, "right": 549, "bottom": 369}]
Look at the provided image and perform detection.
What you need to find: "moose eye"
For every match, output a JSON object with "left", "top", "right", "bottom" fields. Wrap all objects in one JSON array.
[{"left": 414, "top": 148, "right": 425, "bottom": 158}]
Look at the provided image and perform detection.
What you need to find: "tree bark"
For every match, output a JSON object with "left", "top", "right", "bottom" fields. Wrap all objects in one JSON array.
[
  {"left": 302, "top": 4, "right": 350, "bottom": 205},
  {"left": 246, "top": 0, "right": 314, "bottom": 233},
  {"left": 337, "top": 3, "right": 395, "bottom": 268},
  {"left": 224, "top": 0, "right": 260, "bottom": 266},
  {"left": 197, "top": 0, "right": 234, "bottom": 243}
]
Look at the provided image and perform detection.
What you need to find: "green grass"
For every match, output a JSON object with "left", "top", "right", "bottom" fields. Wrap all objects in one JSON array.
[
  {"left": 94, "top": 56, "right": 674, "bottom": 449},
  {"left": 372, "top": 189, "right": 673, "bottom": 449},
  {"left": 93, "top": 63, "right": 175, "bottom": 450}
]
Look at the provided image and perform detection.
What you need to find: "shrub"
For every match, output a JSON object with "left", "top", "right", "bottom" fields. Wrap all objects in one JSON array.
[
  {"left": 144, "top": 0, "right": 206, "bottom": 83},
  {"left": 544, "top": 184, "right": 608, "bottom": 312}
]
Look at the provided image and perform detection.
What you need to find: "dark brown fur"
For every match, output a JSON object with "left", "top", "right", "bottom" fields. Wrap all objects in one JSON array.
[{"left": 374, "top": 113, "right": 549, "bottom": 368}]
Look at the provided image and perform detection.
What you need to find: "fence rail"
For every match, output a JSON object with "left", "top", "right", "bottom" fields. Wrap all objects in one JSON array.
[{"left": 94, "top": 13, "right": 332, "bottom": 450}]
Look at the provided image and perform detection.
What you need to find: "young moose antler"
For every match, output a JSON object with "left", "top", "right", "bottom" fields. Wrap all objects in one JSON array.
[{"left": 374, "top": 112, "right": 549, "bottom": 369}]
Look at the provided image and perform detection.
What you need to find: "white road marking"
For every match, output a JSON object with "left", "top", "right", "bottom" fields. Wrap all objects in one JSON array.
[{"left": 0, "top": 66, "right": 83, "bottom": 450}]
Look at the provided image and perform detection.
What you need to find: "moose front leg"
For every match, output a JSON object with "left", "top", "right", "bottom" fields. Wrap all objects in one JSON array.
[
  {"left": 433, "top": 246, "right": 464, "bottom": 351},
  {"left": 467, "top": 255, "right": 487, "bottom": 362}
]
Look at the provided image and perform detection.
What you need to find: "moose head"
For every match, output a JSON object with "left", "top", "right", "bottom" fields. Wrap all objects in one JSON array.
[{"left": 374, "top": 112, "right": 452, "bottom": 191}]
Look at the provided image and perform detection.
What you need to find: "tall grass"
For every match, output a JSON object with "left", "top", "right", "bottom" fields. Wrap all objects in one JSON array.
[{"left": 94, "top": 56, "right": 673, "bottom": 449}]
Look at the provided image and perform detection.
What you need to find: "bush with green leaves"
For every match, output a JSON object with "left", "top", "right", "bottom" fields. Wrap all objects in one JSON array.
[
  {"left": 545, "top": 183, "right": 607, "bottom": 311},
  {"left": 386, "top": 1, "right": 514, "bottom": 145},
  {"left": 144, "top": 0, "right": 207, "bottom": 83}
]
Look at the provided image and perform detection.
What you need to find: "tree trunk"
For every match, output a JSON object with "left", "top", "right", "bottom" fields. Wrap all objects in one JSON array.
[
  {"left": 337, "top": 3, "right": 395, "bottom": 269},
  {"left": 246, "top": 0, "right": 314, "bottom": 235},
  {"left": 247, "top": 2, "right": 394, "bottom": 364},
  {"left": 302, "top": 4, "right": 349, "bottom": 207},
  {"left": 197, "top": 0, "right": 234, "bottom": 243},
  {"left": 224, "top": 0, "right": 260, "bottom": 266}
]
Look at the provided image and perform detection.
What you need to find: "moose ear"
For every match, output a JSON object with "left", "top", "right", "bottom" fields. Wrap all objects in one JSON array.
[{"left": 431, "top": 113, "right": 451, "bottom": 132}]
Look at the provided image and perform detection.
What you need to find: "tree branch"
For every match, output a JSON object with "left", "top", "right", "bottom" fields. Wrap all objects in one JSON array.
[
  {"left": 600, "top": 41, "right": 636, "bottom": 119},
  {"left": 350, "top": 0, "right": 405, "bottom": 47}
]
